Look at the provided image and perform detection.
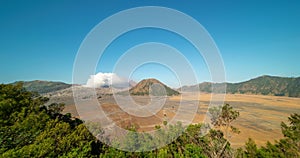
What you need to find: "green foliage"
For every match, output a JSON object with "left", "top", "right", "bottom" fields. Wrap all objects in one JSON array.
[
  {"left": 14, "top": 80, "right": 72, "bottom": 94},
  {"left": 281, "top": 113, "right": 300, "bottom": 144},
  {"left": 155, "top": 125, "right": 161, "bottom": 129},
  {"left": 163, "top": 120, "right": 168, "bottom": 126},
  {"left": 209, "top": 104, "right": 240, "bottom": 139},
  {"left": 0, "top": 83, "right": 97, "bottom": 157},
  {"left": 227, "top": 75, "right": 300, "bottom": 97},
  {"left": 206, "top": 104, "right": 240, "bottom": 157},
  {"left": 48, "top": 102, "right": 65, "bottom": 114},
  {"left": 185, "top": 76, "right": 300, "bottom": 97},
  {"left": 242, "top": 138, "right": 259, "bottom": 157}
]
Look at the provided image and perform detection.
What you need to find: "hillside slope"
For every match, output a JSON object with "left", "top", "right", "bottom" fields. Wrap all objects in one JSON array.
[
  {"left": 129, "top": 78, "right": 180, "bottom": 96},
  {"left": 13, "top": 80, "right": 72, "bottom": 94},
  {"left": 180, "top": 75, "right": 300, "bottom": 97}
]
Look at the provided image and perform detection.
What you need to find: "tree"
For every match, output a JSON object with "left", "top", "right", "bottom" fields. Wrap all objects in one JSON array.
[
  {"left": 207, "top": 103, "right": 240, "bottom": 158},
  {"left": 210, "top": 104, "right": 240, "bottom": 139},
  {"left": 278, "top": 113, "right": 300, "bottom": 157},
  {"left": 47, "top": 102, "right": 65, "bottom": 115},
  {"left": 243, "top": 138, "right": 259, "bottom": 157},
  {"left": 0, "top": 84, "right": 99, "bottom": 157}
]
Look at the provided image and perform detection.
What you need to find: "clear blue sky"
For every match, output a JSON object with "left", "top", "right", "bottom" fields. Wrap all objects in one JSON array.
[{"left": 0, "top": 0, "right": 299, "bottom": 86}]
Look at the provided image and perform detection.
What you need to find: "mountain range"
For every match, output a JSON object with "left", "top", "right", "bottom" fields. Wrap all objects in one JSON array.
[
  {"left": 12, "top": 75, "right": 300, "bottom": 98},
  {"left": 180, "top": 75, "right": 300, "bottom": 97},
  {"left": 13, "top": 80, "right": 72, "bottom": 94}
]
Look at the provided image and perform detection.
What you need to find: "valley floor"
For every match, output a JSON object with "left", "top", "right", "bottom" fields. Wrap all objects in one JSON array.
[
  {"left": 61, "top": 93, "right": 300, "bottom": 148},
  {"left": 171, "top": 93, "right": 300, "bottom": 147}
]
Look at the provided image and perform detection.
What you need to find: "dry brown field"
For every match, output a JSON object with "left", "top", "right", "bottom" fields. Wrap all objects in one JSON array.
[{"left": 62, "top": 93, "right": 300, "bottom": 148}]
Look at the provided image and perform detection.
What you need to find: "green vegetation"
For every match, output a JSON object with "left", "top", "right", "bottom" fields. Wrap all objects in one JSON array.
[
  {"left": 181, "top": 75, "right": 300, "bottom": 97},
  {"left": 208, "top": 104, "right": 240, "bottom": 157},
  {"left": 227, "top": 75, "right": 300, "bottom": 97},
  {"left": 0, "top": 83, "right": 94, "bottom": 157},
  {"left": 13, "top": 80, "right": 72, "bottom": 94},
  {"left": 1, "top": 83, "right": 299, "bottom": 157}
]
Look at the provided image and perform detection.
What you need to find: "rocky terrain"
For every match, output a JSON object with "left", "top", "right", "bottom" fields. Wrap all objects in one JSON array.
[{"left": 129, "top": 78, "right": 180, "bottom": 96}]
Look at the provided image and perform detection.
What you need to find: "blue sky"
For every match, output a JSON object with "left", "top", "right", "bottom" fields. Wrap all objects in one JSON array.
[{"left": 0, "top": 0, "right": 299, "bottom": 86}]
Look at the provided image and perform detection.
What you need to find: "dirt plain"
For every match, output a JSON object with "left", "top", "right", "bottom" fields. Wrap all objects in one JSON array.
[{"left": 62, "top": 92, "right": 300, "bottom": 148}]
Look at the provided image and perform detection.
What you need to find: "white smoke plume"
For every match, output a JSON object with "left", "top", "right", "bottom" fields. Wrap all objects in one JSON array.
[{"left": 85, "top": 72, "right": 131, "bottom": 88}]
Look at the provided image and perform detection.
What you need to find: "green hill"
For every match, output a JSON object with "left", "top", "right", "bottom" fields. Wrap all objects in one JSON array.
[
  {"left": 13, "top": 80, "right": 72, "bottom": 94},
  {"left": 180, "top": 75, "right": 300, "bottom": 97}
]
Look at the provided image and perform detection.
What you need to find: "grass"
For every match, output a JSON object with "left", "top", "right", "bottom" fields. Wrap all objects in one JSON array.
[{"left": 62, "top": 93, "right": 300, "bottom": 148}]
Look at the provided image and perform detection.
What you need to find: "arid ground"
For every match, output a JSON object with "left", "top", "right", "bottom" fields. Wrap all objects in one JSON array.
[
  {"left": 62, "top": 93, "right": 300, "bottom": 148},
  {"left": 170, "top": 93, "right": 300, "bottom": 147}
]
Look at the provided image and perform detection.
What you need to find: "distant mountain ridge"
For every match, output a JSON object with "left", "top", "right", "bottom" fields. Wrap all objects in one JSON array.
[
  {"left": 12, "top": 75, "right": 300, "bottom": 97},
  {"left": 180, "top": 75, "right": 300, "bottom": 97},
  {"left": 129, "top": 78, "right": 180, "bottom": 96},
  {"left": 13, "top": 80, "right": 72, "bottom": 94}
]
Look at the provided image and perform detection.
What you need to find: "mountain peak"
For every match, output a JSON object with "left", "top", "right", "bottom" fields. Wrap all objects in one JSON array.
[
  {"left": 139, "top": 78, "right": 161, "bottom": 83},
  {"left": 129, "top": 78, "right": 180, "bottom": 96}
]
